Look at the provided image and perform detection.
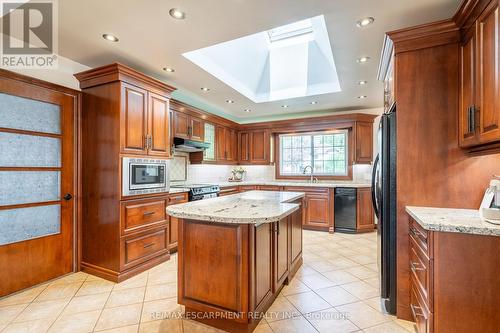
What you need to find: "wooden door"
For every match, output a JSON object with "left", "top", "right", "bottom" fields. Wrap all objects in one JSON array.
[
  {"left": 273, "top": 218, "right": 289, "bottom": 291},
  {"left": 147, "top": 92, "right": 170, "bottom": 157},
  {"left": 173, "top": 111, "right": 190, "bottom": 139},
  {"left": 355, "top": 122, "right": 373, "bottom": 163},
  {"left": 190, "top": 116, "right": 204, "bottom": 142},
  {"left": 459, "top": 26, "right": 479, "bottom": 147},
  {"left": 356, "top": 188, "right": 375, "bottom": 231},
  {"left": 250, "top": 130, "right": 270, "bottom": 164},
  {"left": 167, "top": 193, "right": 188, "bottom": 251},
  {"left": 477, "top": 1, "right": 500, "bottom": 144},
  {"left": 216, "top": 126, "right": 227, "bottom": 161},
  {"left": 226, "top": 129, "right": 237, "bottom": 162},
  {"left": 0, "top": 75, "right": 76, "bottom": 297},
  {"left": 254, "top": 223, "right": 273, "bottom": 311},
  {"left": 239, "top": 131, "right": 250, "bottom": 163},
  {"left": 304, "top": 195, "right": 330, "bottom": 228},
  {"left": 121, "top": 83, "right": 148, "bottom": 155},
  {"left": 289, "top": 202, "right": 303, "bottom": 267}
]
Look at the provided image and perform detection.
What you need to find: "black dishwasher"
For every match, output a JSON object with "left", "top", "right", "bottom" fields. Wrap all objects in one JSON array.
[{"left": 334, "top": 188, "right": 357, "bottom": 233}]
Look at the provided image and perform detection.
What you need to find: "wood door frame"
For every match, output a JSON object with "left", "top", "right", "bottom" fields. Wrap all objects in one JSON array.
[{"left": 0, "top": 69, "right": 82, "bottom": 273}]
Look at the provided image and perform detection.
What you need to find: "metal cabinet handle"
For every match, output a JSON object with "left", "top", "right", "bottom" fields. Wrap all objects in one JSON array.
[
  {"left": 410, "top": 261, "right": 424, "bottom": 272},
  {"left": 145, "top": 135, "right": 149, "bottom": 149},
  {"left": 149, "top": 135, "right": 153, "bottom": 149},
  {"left": 143, "top": 211, "right": 155, "bottom": 216},
  {"left": 143, "top": 243, "right": 155, "bottom": 248},
  {"left": 411, "top": 304, "right": 425, "bottom": 318}
]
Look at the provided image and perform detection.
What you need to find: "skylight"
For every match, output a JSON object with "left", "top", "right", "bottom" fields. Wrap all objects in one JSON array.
[{"left": 183, "top": 15, "right": 340, "bottom": 103}]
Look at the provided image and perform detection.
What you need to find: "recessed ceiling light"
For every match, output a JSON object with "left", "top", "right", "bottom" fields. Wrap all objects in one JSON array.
[
  {"left": 310, "top": 101, "right": 318, "bottom": 105},
  {"left": 356, "top": 17, "right": 374, "bottom": 28},
  {"left": 358, "top": 95, "right": 367, "bottom": 99},
  {"left": 281, "top": 105, "right": 289, "bottom": 108},
  {"left": 102, "top": 34, "right": 119, "bottom": 42},
  {"left": 169, "top": 8, "right": 186, "bottom": 20},
  {"left": 244, "top": 109, "right": 251, "bottom": 112},
  {"left": 201, "top": 87, "right": 210, "bottom": 92},
  {"left": 356, "top": 56, "right": 370, "bottom": 63},
  {"left": 226, "top": 99, "right": 234, "bottom": 104},
  {"left": 162, "top": 67, "right": 175, "bottom": 73},
  {"left": 358, "top": 80, "right": 367, "bottom": 85}
]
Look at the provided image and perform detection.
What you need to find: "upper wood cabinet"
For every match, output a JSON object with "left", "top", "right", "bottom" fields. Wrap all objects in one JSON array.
[
  {"left": 459, "top": 0, "right": 500, "bottom": 149},
  {"left": 354, "top": 122, "right": 373, "bottom": 164},
  {"left": 148, "top": 93, "right": 170, "bottom": 157},
  {"left": 173, "top": 111, "right": 204, "bottom": 142},
  {"left": 216, "top": 126, "right": 237, "bottom": 163},
  {"left": 238, "top": 130, "right": 271, "bottom": 165}
]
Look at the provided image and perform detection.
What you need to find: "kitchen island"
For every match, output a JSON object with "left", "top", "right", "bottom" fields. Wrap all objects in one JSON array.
[{"left": 167, "top": 191, "right": 305, "bottom": 333}]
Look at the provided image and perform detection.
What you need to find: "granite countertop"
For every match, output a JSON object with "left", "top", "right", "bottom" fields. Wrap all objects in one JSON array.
[
  {"left": 185, "top": 180, "right": 371, "bottom": 188},
  {"left": 166, "top": 190, "right": 305, "bottom": 224},
  {"left": 406, "top": 206, "right": 500, "bottom": 236}
]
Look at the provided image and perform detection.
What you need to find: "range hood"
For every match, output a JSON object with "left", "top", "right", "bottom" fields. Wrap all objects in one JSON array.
[{"left": 173, "top": 137, "right": 210, "bottom": 152}]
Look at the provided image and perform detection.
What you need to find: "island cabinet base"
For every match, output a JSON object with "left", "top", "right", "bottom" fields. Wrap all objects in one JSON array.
[{"left": 177, "top": 201, "right": 303, "bottom": 333}]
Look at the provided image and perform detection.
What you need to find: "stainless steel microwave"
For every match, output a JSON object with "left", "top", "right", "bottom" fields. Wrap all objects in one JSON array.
[{"left": 122, "top": 157, "right": 170, "bottom": 196}]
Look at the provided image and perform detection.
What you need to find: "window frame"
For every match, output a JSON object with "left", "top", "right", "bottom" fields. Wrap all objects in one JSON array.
[{"left": 274, "top": 129, "right": 353, "bottom": 181}]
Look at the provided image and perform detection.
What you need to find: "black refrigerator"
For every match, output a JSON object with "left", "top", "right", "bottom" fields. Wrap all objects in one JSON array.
[{"left": 371, "top": 103, "right": 397, "bottom": 315}]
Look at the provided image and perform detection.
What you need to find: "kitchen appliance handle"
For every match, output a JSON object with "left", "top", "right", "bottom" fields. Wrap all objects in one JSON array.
[{"left": 371, "top": 154, "right": 380, "bottom": 217}]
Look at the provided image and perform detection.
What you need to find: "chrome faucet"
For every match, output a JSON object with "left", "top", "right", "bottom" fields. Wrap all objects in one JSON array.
[{"left": 302, "top": 165, "right": 318, "bottom": 183}]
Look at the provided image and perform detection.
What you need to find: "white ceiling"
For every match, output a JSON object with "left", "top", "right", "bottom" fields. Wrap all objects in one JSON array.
[{"left": 57, "top": 0, "right": 460, "bottom": 122}]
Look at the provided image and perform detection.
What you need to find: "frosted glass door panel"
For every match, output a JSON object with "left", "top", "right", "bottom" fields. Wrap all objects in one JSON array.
[
  {"left": 0, "top": 132, "right": 61, "bottom": 167},
  {"left": 0, "top": 171, "right": 61, "bottom": 206},
  {"left": 0, "top": 204, "right": 61, "bottom": 245},
  {"left": 0, "top": 92, "right": 61, "bottom": 134}
]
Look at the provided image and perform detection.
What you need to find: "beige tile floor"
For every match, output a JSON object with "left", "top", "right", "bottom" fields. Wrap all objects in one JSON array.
[{"left": 0, "top": 230, "right": 415, "bottom": 333}]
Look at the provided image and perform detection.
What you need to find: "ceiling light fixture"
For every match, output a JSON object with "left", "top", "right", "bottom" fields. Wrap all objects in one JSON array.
[
  {"left": 358, "top": 80, "right": 367, "bottom": 85},
  {"left": 226, "top": 99, "right": 234, "bottom": 104},
  {"left": 310, "top": 101, "right": 318, "bottom": 105},
  {"left": 162, "top": 67, "right": 175, "bottom": 73},
  {"left": 244, "top": 109, "right": 251, "bottom": 113},
  {"left": 201, "top": 87, "right": 210, "bottom": 92},
  {"left": 356, "top": 56, "right": 370, "bottom": 63},
  {"left": 169, "top": 8, "right": 186, "bottom": 20},
  {"left": 281, "top": 105, "right": 289, "bottom": 108},
  {"left": 356, "top": 17, "right": 374, "bottom": 28},
  {"left": 102, "top": 34, "right": 119, "bottom": 42},
  {"left": 358, "top": 95, "right": 367, "bottom": 99}
]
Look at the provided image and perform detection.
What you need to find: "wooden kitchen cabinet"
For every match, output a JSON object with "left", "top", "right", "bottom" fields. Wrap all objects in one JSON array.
[
  {"left": 216, "top": 126, "right": 237, "bottom": 163},
  {"left": 239, "top": 185, "right": 258, "bottom": 192},
  {"left": 218, "top": 186, "right": 240, "bottom": 196},
  {"left": 273, "top": 218, "right": 289, "bottom": 291},
  {"left": 283, "top": 187, "right": 332, "bottom": 232},
  {"left": 173, "top": 111, "right": 204, "bottom": 142},
  {"left": 354, "top": 122, "right": 373, "bottom": 164},
  {"left": 259, "top": 185, "right": 283, "bottom": 191},
  {"left": 459, "top": 0, "right": 500, "bottom": 149},
  {"left": 167, "top": 192, "right": 189, "bottom": 252},
  {"left": 238, "top": 130, "right": 271, "bottom": 165},
  {"left": 121, "top": 83, "right": 171, "bottom": 158},
  {"left": 356, "top": 187, "right": 375, "bottom": 231}
]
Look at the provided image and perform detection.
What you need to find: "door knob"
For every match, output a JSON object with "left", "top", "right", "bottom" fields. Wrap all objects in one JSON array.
[{"left": 63, "top": 194, "right": 73, "bottom": 201}]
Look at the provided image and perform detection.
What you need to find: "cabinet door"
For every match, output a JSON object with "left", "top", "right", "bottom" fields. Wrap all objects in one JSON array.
[
  {"left": 250, "top": 130, "right": 270, "bottom": 164},
  {"left": 216, "top": 126, "right": 227, "bottom": 161},
  {"left": 121, "top": 83, "right": 148, "bottom": 155},
  {"left": 459, "top": 27, "right": 479, "bottom": 147},
  {"left": 147, "top": 93, "right": 170, "bottom": 157},
  {"left": 355, "top": 122, "right": 373, "bottom": 163},
  {"left": 304, "top": 195, "right": 330, "bottom": 228},
  {"left": 477, "top": 1, "right": 500, "bottom": 144},
  {"left": 173, "top": 111, "right": 190, "bottom": 139},
  {"left": 356, "top": 188, "right": 375, "bottom": 231},
  {"left": 273, "top": 218, "right": 289, "bottom": 291},
  {"left": 226, "top": 129, "right": 237, "bottom": 162},
  {"left": 289, "top": 202, "right": 303, "bottom": 267},
  {"left": 190, "top": 116, "right": 204, "bottom": 142},
  {"left": 239, "top": 131, "right": 251, "bottom": 163},
  {"left": 254, "top": 223, "right": 273, "bottom": 311},
  {"left": 167, "top": 193, "right": 188, "bottom": 251}
]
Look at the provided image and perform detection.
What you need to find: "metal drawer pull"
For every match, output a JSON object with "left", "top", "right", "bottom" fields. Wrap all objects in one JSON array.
[
  {"left": 143, "top": 211, "right": 155, "bottom": 216},
  {"left": 411, "top": 304, "right": 425, "bottom": 318},
  {"left": 143, "top": 242, "right": 155, "bottom": 248},
  {"left": 410, "top": 261, "right": 425, "bottom": 272},
  {"left": 410, "top": 227, "right": 426, "bottom": 240}
]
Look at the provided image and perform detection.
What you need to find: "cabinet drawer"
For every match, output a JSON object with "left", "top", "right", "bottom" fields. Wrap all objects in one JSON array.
[
  {"left": 219, "top": 186, "right": 239, "bottom": 196},
  {"left": 239, "top": 185, "right": 258, "bottom": 191},
  {"left": 122, "top": 229, "right": 168, "bottom": 269},
  {"left": 168, "top": 192, "right": 188, "bottom": 205},
  {"left": 410, "top": 285, "right": 432, "bottom": 333},
  {"left": 410, "top": 235, "right": 432, "bottom": 309},
  {"left": 259, "top": 185, "right": 282, "bottom": 191},
  {"left": 283, "top": 186, "right": 329, "bottom": 194},
  {"left": 121, "top": 199, "right": 166, "bottom": 235},
  {"left": 409, "top": 219, "right": 431, "bottom": 255}
]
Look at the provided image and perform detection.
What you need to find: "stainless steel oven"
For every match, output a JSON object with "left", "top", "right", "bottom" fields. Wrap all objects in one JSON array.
[{"left": 122, "top": 157, "right": 170, "bottom": 196}]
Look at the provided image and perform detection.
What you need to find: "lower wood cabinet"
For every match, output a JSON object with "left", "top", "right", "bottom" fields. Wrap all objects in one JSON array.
[
  {"left": 167, "top": 192, "right": 189, "bottom": 252},
  {"left": 219, "top": 185, "right": 239, "bottom": 196},
  {"left": 177, "top": 199, "right": 303, "bottom": 332},
  {"left": 356, "top": 187, "right": 375, "bottom": 231},
  {"left": 239, "top": 185, "right": 258, "bottom": 192},
  {"left": 283, "top": 187, "right": 333, "bottom": 232},
  {"left": 259, "top": 185, "right": 283, "bottom": 191},
  {"left": 408, "top": 217, "right": 500, "bottom": 333}
]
